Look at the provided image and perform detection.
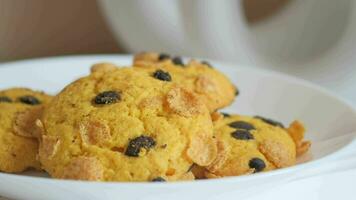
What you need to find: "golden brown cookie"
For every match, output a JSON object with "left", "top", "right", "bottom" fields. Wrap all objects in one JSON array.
[
  {"left": 132, "top": 52, "right": 237, "bottom": 112},
  {"left": 201, "top": 113, "right": 309, "bottom": 178},
  {"left": 38, "top": 67, "right": 217, "bottom": 182},
  {"left": 0, "top": 88, "right": 52, "bottom": 173}
]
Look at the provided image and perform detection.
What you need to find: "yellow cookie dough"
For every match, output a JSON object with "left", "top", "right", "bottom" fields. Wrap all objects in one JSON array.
[
  {"left": 200, "top": 113, "right": 309, "bottom": 178},
  {"left": 132, "top": 52, "right": 237, "bottom": 112},
  {"left": 38, "top": 67, "right": 217, "bottom": 182},
  {"left": 0, "top": 88, "right": 52, "bottom": 173}
]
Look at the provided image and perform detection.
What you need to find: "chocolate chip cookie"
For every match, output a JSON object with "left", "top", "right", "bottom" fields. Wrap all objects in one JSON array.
[
  {"left": 0, "top": 88, "right": 52, "bottom": 172},
  {"left": 200, "top": 113, "right": 310, "bottom": 178},
  {"left": 37, "top": 67, "right": 217, "bottom": 182},
  {"left": 132, "top": 52, "right": 237, "bottom": 112}
]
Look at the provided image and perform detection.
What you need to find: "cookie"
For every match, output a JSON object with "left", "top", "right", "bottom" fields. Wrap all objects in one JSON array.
[
  {"left": 201, "top": 113, "right": 309, "bottom": 178},
  {"left": 0, "top": 88, "right": 52, "bottom": 173},
  {"left": 132, "top": 52, "right": 237, "bottom": 112},
  {"left": 38, "top": 67, "right": 217, "bottom": 182}
]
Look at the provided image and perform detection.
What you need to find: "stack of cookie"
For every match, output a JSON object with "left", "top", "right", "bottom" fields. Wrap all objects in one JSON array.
[{"left": 0, "top": 52, "right": 310, "bottom": 182}]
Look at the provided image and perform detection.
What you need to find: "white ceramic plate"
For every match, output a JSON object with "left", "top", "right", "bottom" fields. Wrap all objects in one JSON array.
[{"left": 0, "top": 55, "right": 356, "bottom": 200}]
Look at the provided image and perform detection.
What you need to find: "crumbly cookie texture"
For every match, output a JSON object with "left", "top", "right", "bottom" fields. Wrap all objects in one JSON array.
[
  {"left": 38, "top": 67, "right": 217, "bottom": 182},
  {"left": 199, "top": 113, "right": 310, "bottom": 178},
  {"left": 132, "top": 52, "right": 237, "bottom": 112},
  {"left": 0, "top": 88, "right": 52, "bottom": 173}
]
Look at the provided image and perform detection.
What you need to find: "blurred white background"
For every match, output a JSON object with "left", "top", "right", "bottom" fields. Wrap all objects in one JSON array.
[{"left": 99, "top": 0, "right": 356, "bottom": 103}]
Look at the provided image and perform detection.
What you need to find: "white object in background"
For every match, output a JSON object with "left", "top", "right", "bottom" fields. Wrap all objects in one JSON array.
[
  {"left": 99, "top": 0, "right": 356, "bottom": 103},
  {"left": 97, "top": 0, "right": 192, "bottom": 56},
  {"left": 0, "top": 55, "right": 356, "bottom": 200}
]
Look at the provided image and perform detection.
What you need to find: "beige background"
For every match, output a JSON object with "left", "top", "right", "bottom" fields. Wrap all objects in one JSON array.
[
  {"left": 0, "top": 0, "right": 121, "bottom": 61},
  {"left": 0, "top": 0, "right": 289, "bottom": 62}
]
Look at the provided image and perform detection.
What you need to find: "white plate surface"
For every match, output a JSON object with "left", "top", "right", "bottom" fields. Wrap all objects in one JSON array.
[{"left": 0, "top": 55, "right": 356, "bottom": 200}]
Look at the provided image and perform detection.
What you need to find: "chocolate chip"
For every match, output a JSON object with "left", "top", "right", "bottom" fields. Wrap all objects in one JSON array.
[
  {"left": 234, "top": 87, "right": 239, "bottom": 96},
  {"left": 229, "top": 121, "right": 255, "bottom": 131},
  {"left": 172, "top": 57, "right": 184, "bottom": 66},
  {"left": 18, "top": 96, "right": 41, "bottom": 105},
  {"left": 231, "top": 130, "right": 254, "bottom": 140},
  {"left": 94, "top": 91, "right": 121, "bottom": 105},
  {"left": 221, "top": 112, "right": 230, "bottom": 117},
  {"left": 125, "top": 135, "right": 156, "bottom": 157},
  {"left": 201, "top": 61, "right": 213, "bottom": 68},
  {"left": 158, "top": 53, "right": 170, "bottom": 61},
  {"left": 254, "top": 116, "right": 284, "bottom": 128},
  {"left": 152, "top": 177, "right": 166, "bottom": 182},
  {"left": 0, "top": 96, "right": 12, "bottom": 103},
  {"left": 153, "top": 69, "right": 172, "bottom": 81},
  {"left": 249, "top": 158, "right": 266, "bottom": 172}
]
